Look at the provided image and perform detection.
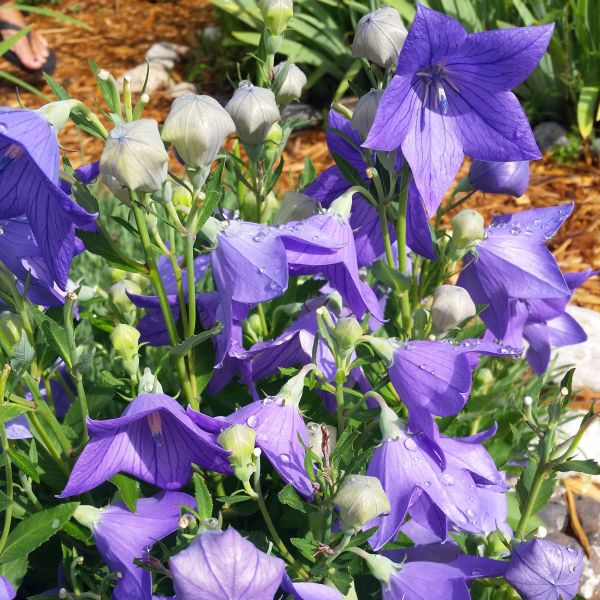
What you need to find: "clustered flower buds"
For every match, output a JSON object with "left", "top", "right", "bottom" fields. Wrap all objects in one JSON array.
[
  {"left": 352, "top": 7, "right": 408, "bottom": 68},
  {"left": 431, "top": 285, "right": 476, "bottom": 332}
]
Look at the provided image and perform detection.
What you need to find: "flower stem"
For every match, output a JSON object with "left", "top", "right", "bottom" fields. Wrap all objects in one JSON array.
[
  {"left": 0, "top": 365, "right": 14, "bottom": 555},
  {"left": 256, "top": 303, "right": 270, "bottom": 339},
  {"left": 395, "top": 160, "right": 412, "bottom": 336},
  {"left": 378, "top": 202, "right": 395, "bottom": 270}
]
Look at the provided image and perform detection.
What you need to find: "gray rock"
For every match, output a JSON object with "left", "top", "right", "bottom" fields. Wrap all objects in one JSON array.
[
  {"left": 575, "top": 495, "right": 600, "bottom": 540},
  {"left": 539, "top": 499, "right": 568, "bottom": 533},
  {"left": 534, "top": 121, "right": 569, "bottom": 151},
  {"left": 581, "top": 543, "right": 600, "bottom": 599},
  {"left": 281, "top": 103, "right": 322, "bottom": 125},
  {"left": 167, "top": 81, "right": 198, "bottom": 99},
  {"left": 145, "top": 41, "right": 190, "bottom": 70},
  {"left": 118, "top": 62, "right": 171, "bottom": 95}
]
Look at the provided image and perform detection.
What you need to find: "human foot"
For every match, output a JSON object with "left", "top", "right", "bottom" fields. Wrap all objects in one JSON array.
[{"left": 0, "top": 7, "right": 49, "bottom": 71}]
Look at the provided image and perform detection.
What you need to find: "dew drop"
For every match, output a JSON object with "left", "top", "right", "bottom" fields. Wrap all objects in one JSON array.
[
  {"left": 348, "top": 476, "right": 358, "bottom": 484},
  {"left": 568, "top": 564, "right": 576, "bottom": 573},
  {"left": 246, "top": 415, "right": 258, "bottom": 428},
  {"left": 471, "top": 569, "right": 482, "bottom": 577},
  {"left": 279, "top": 453, "right": 290, "bottom": 463},
  {"left": 510, "top": 227, "right": 520, "bottom": 235},
  {"left": 0, "top": 123, "right": 6, "bottom": 134},
  {"left": 257, "top": 266, "right": 266, "bottom": 274},
  {"left": 253, "top": 229, "right": 268, "bottom": 242},
  {"left": 266, "top": 280, "right": 281, "bottom": 292},
  {"left": 238, "top": 79, "right": 253, "bottom": 90},
  {"left": 0, "top": 227, "right": 4, "bottom": 235},
  {"left": 567, "top": 546, "right": 578, "bottom": 556},
  {"left": 423, "top": 480, "right": 432, "bottom": 487},
  {"left": 466, "top": 508, "right": 475, "bottom": 518},
  {"left": 404, "top": 437, "right": 418, "bottom": 451},
  {"left": 469, "top": 496, "right": 475, "bottom": 501},
  {"left": 440, "top": 474, "right": 454, "bottom": 486}
]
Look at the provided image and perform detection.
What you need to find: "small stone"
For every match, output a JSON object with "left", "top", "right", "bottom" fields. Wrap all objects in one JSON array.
[
  {"left": 118, "top": 62, "right": 171, "bottom": 95},
  {"left": 581, "top": 543, "right": 600, "bottom": 599},
  {"left": 145, "top": 41, "right": 190, "bottom": 69},
  {"left": 281, "top": 103, "right": 322, "bottom": 125},
  {"left": 533, "top": 121, "right": 569, "bottom": 152},
  {"left": 575, "top": 495, "right": 600, "bottom": 539},
  {"left": 166, "top": 81, "right": 198, "bottom": 99},
  {"left": 538, "top": 499, "right": 568, "bottom": 534}
]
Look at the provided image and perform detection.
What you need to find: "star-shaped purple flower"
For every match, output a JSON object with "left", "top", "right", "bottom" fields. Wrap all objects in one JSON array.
[{"left": 364, "top": 5, "right": 553, "bottom": 214}]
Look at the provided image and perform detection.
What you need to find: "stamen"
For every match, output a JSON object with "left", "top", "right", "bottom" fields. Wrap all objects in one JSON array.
[
  {"left": 147, "top": 411, "right": 163, "bottom": 447},
  {"left": 436, "top": 84, "right": 449, "bottom": 115}
]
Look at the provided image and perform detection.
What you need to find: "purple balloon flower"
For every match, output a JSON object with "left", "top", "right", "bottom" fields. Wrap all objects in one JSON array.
[
  {"left": 169, "top": 527, "right": 285, "bottom": 600},
  {"left": 89, "top": 492, "right": 194, "bottom": 600},
  {"left": 304, "top": 110, "right": 435, "bottom": 263},
  {"left": 281, "top": 573, "right": 343, "bottom": 600},
  {"left": 364, "top": 5, "right": 552, "bottom": 214},
  {"left": 0, "top": 575, "right": 15, "bottom": 600},
  {"left": 469, "top": 160, "right": 530, "bottom": 197},
  {"left": 60, "top": 392, "right": 231, "bottom": 496},
  {"left": 0, "top": 108, "right": 98, "bottom": 288},
  {"left": 505, "top": 538, "right": 583, "bottom": 600},
  {"left": 457, "top": 204, "right": 572, "bottom": 339}
]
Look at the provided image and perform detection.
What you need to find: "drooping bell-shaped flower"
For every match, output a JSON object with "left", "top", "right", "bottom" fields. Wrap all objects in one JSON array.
[
  {"left": 60, "top": 392, "right": 231, "bottom": 496},
  {"left": 272, "top": 62, "right": 307, "bottom": 105},
  {"left": 170, "top": 527, "right": 286, "bottom": 599},
  {"left": 469, "top": 160, "right": 530, "bottom": 197},
  {"left": 100, "top": 119, "right": 168, "bottom": 193},
  {"left": 431, "top": 285, "right": 476, "bottom": 332},
  {"left": 457, "top": 204, "right": 572, "bottom": 339},
  {"left": 0, "top": 108, "right": 97, "bottom": 287},
  {"left": 161, "top": 94, "right": 235, "bottom": 167},
  {"left": 352, "top": 7, "right": 408, "bottom": 68},
  {"left": 225, "top": 81, "right": 281, "bottom": 146},
  {"left": 505, "top": 538, "right": 583, "bottom": 600},
  {"left": 75, "top": 492, "right": 194, "bottom": 600},
  {"left": 365, "top": 5, "right": 553, "bottom": 215}
]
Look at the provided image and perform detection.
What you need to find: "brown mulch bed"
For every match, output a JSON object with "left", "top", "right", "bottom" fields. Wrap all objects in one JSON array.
[{"left": 0, "top": 0, "right": 598, "bottom": 308}]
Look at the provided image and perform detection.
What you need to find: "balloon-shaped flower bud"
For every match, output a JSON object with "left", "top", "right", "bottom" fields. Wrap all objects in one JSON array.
[
  {"left": 217, "top": 424, "right": 256, "bottom": 483},
  {"left": 172, "top": 184, "right": 193, "bottom": 216},
  {"left": 242, "top": 313, "right": 264, "bottom": 341},
  {"left": 334, "top": 474, "right": 391, "bottom": 533},
  {"left": 352, "top": 7, "right": 408, "bottom": 68},
  {"left": 260, "top": 0, "right": 293, "bottom": 36},
  {"left": 332, "top": 316, "right": 363, "bottom": 357},
  {"left": 273, "top": 191, "right": 319, "bottom": 225},
  {"left": 352, "top": 89, "right": 384, "bottom": 138},
  {"left": 100, "top": 119, "right": 168, "bottom": 193},
  {"left": 451, "top": 208, "right": 484, "bottom": 249},
  {"left": 73, "top": 504, "right": 101, "bottom": 530},
  {"left": 110, "top": 323, "right": 140, "bottom": 377},
  {"left": 225, "top": 81, "right": 281, "bottom": 146},
  {"left": 161, "top": 94, "right": 235, "bottom": 168},
  {"left": 0, "top": 314, "right": 23, "bottom": 351},
  {"left": 272, "top": 62, "right": 307, "bottom": 105},
  {"left": 505, "top": 539, "right": 583, "bottom": 600},
  {"left": 109, "top": 280, "right": 142, "bottom": 315},
  {"left": 469, "top": 160, "right": 530, "bottom": 197},
  {"left": 431, "top": 285, "right": 476, "bottom": 332}
]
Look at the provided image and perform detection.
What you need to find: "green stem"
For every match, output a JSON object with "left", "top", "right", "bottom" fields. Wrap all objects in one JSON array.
[
  {"left": 256, "top": 304, "right": 269, "bottom": 339},
  {"left": 515, "top": 460, "right": 547, "bottom": 540},
  {"left": 29, "top": 411, "right": 70, "bottom": 477},
  {"left": 0, "top": 365, "right": 13, "bottom": 555},
  {"left": 378, "top": 203, "right": 395, "bottom": 270},
  {"left": 335, "top": 368, "right": 346, "bottom": 435},
  {"left": 184, "top": 212, "right": 198, "bottom": 400},
  {"left": 395, "top": 161, "right": 412, "bottom": 336}
]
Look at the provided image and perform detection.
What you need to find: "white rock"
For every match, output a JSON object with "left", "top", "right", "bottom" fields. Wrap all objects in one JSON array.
[
  {"left": 118, "top": 62, "right": 171, "bottom": 95},
  {"left": 166, "top": 81, "right": 198, "bottom": 99},
  {"left": 553, "top": 305, "right": 600, "bottom": 392},
  {"left": 145, "top": 41, "right": 190, "bottom": 69}
]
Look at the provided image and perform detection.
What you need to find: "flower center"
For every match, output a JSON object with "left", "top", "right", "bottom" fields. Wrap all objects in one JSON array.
[
  {"left": 416, "top": 63, "right": 458, "bottom": 115},
  {"left": 147, "top": 411, "right": 163, "bottom": 447}
]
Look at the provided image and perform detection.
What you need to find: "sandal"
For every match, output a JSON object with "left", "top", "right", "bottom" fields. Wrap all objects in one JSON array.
[{"left": 0, "top": 21, "right": 56, "bottom": 75}]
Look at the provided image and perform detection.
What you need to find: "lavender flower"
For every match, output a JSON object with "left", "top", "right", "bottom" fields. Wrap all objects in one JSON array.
[
  {"left": 364, "top": 5, "right": 553, "bottom": 214},
  {"left": 169, "top": 527, "right": 285, "bottom": 599},
  {"left": 469, "top": 160, "right": 530, "bottom": 197},
  {"left": 0, "top": 108, "right": 97, "bottom": 287},
  {"left": 457, "top": 205, "right": 572, "bottom": 340},
  {"left": 76, "top": 492, "right": 194, "bottom": 600},
  {"left": 60, "top": 391, "right": 231, "bottom": 496},
  {"left": 505, "top": 538, "right": 583, "bottom": 600},
  {"left": 281, "top": 573, "right": 344, "bottom": 599},
  {"left": 0, "top": 576, "right": 15, "bottom": 600}
]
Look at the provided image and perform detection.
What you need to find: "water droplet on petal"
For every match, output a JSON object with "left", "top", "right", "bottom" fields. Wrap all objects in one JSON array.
[
  {"left": 253, "top": 228, "right": 268, "bottom": 242},
  {"left": 440, "top": 474, "right": 454, "bottom": 486},
  {"left": 0, "top": 123, "right": 6, "bottom": 134},
  {"left": 423, "top": 481, "right": 432, "bottom": 487},
  {"left": 404, "top": 437, "right": 418, "bottom": 451},
  {"left": 246, "top": 415, "right": 258, "bottom": 428},
  {"left": 238, "top": 79, "right": 253, "bottom": 90},
  {"left": 471, "top": 569, "right": 482, "bottom": 577},
  {"left": 257, "top": 266, "right": 266, "bottom": 274},
  {"left": 466, "top": 508, "right": 475, "bottom": 518},
  {"left": 348, "top": 475, "right": 358, "bottom": 484},
  {"left": 568, "top": 564, "right": 576, "bottom": 573},
  {"left": 510, "top": 227, "right": 520, "bottom": 235},
  {"left": 279, "top": 453, "right": 290, "bottom": 463},
  {"left": 567, "top": 546, "right": 578, "bottom": 556}
]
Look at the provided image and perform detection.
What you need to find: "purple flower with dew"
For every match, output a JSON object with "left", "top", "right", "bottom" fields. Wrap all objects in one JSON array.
[
  {"left": 280, "top": 572, "right": 344, "bottom": 600},
  {"left": 457, "top": 204, "right": 573, "bottom": 340},
  {"left": 60, "top": 392, "right": 231, "bottom": 497},
  {"left": 190, "top": 365, "right": 316, "bottom": 498},
  {"left": 366, "top": 397, "right": 508, "bottom": 549},
  {"left": 169, "top": 527, "right": 285, "bottom": 600},
  {"left": 505, "top": 538, "right": 583, "bottom": 600},
  {"left": 0, "top": 108, "right": 98, "bottom": 287},
  {"left": 364, "top": 5, "right": 552, "bottom": 214},
  {"left": 469, "top": 160, "right": 530, "bottom": 197},
  {"left": 0, "top": 575, "right": 15, "bottom": 600},
  {"left": 79, "top": 491, "right": 194, "bottom": 600},
  {"left": 0, "top": 218, "right": 84, "bottom": 307},
  {"left": 304, "top": 110, "right": 435, "bottom": 263}
]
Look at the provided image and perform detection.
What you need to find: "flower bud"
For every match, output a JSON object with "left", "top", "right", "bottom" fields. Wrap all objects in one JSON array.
[
  {"left": 352, "top": 7, "right": 408, "bottom": 68},
  {"left": 100, "top": 119, "right": 168, "bottom": 193},
  {"left": 334, "top": 474, "right": 391, "bottom": 533},
  {"left": 263, "top": 122, "right": 284, "bottom": 164},
  {"left": 110, "top": 323, "right": 140, "bottom": 376},
  {"left": 37, "top": 99, "right": 78, "bottom": 132},
  {"left": 272, "top": 191, "right": 319, "bottom": 225},
  {"left": 351, "top": 89, "right": 384, "bottom": 138},
  {"left": 225, "top": 81, "right": 281, "bottom": 146},
  {"left": 306, "top": 422, "right": 337, "bottom": 460},
  {"left": 217, "top": 424, "right": 256, "bottom": 483},
  {"left": 272, "top": 62, "right": 307, "bottom": 105},
  {"left": 431, "top": 285, "right": 476, "bottom": 332},
  {"left": 161, "top": 94, "right": 235, "bottom": 168},
  {"left": 242, "top": 313, "right": 264, "bottom": 341},
  {"left": 331, "top": 317, "right": 363, "bottom": 353},
  {"left": 109, "top": 280, "right": 142, "bottom": 315},
  {"left": 0, "top": 313, "right": 23, "bottom": 350},
  {"left": 103, "top": 173, "right": 132, "bottom": 206},
  {"left": 138, "top": 367, "right": 163, "bottom": 394},
  {"left": 73, "top": 504, "right": 101, "bottom": 530},
  {"left": 469, "top": 160, "right": 530, "bottom": 197},
  {"left": 171, "top": 184, "right": 193, "bottom": 216},
  {"left": 450, "top": 208, "right": 485, "bottom": 249},
  {"left": 260, "top": 0, "right": 293, "bottom": 36}
]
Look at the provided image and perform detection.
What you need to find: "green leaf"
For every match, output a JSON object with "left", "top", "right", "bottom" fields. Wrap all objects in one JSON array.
[
  {"left": 197, "top": 161, "right": 225, "bottom": 230},
  {"left": 559, "top": 368, "right": 576, "bottom": 407},
  {"left": 577, "top": 86, "right": 599, "bottom": 140},
  {"left": 290, "top": 535, "right": 318, "bottom": 562},
  {"left": 43, "top": 72, "right": 70, "bottom": 100},
  {"left": 0, "top": 405, "right": 25, "bottom": 423},
  {"left": 72, "top": 349, "right": 96, "bottom": 375},
  {"left": 555, "top": 459, "right": 600, "bottom": 475},
  {"left": 110, "top": 473, "right": 140, "bottom": 512},
  {"left": 0, "top": 25, "right": 31, "bottom": 57},
  {"left": 169, "top": 323, "right": 224, "bottom": 357},
  {"left": 0, "top": 502, "right": 79, "bottom": 564},
  {"left": 30, "top": 310, "right": 71, "bottom": 367},
  {"left": 331, "top": 151, "right": 364, "bottom": 189},
  {"left": 278, "top": 484, "right": 307, "bottom": 513},
  {"left": 76, "top": 229, "right": 146, "bottom": 274},
  {"left": 7, "top": 448, "right": 39, "bottom": 483},
  {"left": 217, "top": 494, "right": 253, "bottom": 504},
  {"left": 372, "top": 259, "right": 412, "bottom": 292},
  {"left": 193, "top": 473, "right": 213, "bottom": 520},
  {"left": 0, "top": 491, "right": 11, "bottom": 514},
  {"left": 9, "top": 331, "right": 34, "bottom": 374}
]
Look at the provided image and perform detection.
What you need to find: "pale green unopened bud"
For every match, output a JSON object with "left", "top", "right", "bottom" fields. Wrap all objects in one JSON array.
[
  {"left": 242, "top": 313, "right": 263, "bottom": 341},
  {"left": 359, "top": 551, "right": 399, "bottom": 585},
  {"left": 352, "top": 7, "right": 408, "bottom": 68},
  {"left": 332, "top": 317, "right": 363, "bottom": 353},
  {"left": 328, "top": 189, "right": 353, "bottom": 221},
  {"left": 218, "top": 424, "right": 256, "bottom": 483},
  {"left": 109, "top": 281, "right": 142, "bottom": 315},
  {"left": 431, "top": 285, "right": 476, "bottom": 332},
  {"left": 110, "top": 324, "right": 140, "bottom": 376},
  {"left": 334, "top": 475, "right": 390, "bottom": 533},
  {"left": 360, "top": 335, "right": 397, "bottom": 365},
  {"left": 73, "top": 505, "right": 101, "bottom": 531},
  {"left": 273, "top": 192, "right": 319, "bottom": 225},
  {"left": 37, "top": 99, "right": 78, "bottom": 132},
  {"left": 172, "top": 184, "right": 193, "bottom": 216},
  {"left": 351, "top": 89, "right": 384, "bottom": 138},
  {"left": 451, "top": 209, "right": 485, "bottom": 249},
  {"left": 226, "top": 82, "right": 281, "bottom": 146},
  {"left": 272, "top": 62, "right": 307, "bottom": 105},
  {"left": 275, "top": 364, "right": 314, "bottom": 405},
  {"left": 100, "top": 119, "right": 168, "bottom": 193},
  {"left": 162, "top": 94, "right": 235, "bottom": 168},
  {"left": 264, "top": 122, "right": 284, "bottom": 164},
  {"left": 0, "top": 314, "right": 23, "bottom": 350},
  {"left": 306, "top": 422, "right": 337, "bottom": 460},
  {"left": 260, "top": 0, "right": 293, "bottom": 35}
]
